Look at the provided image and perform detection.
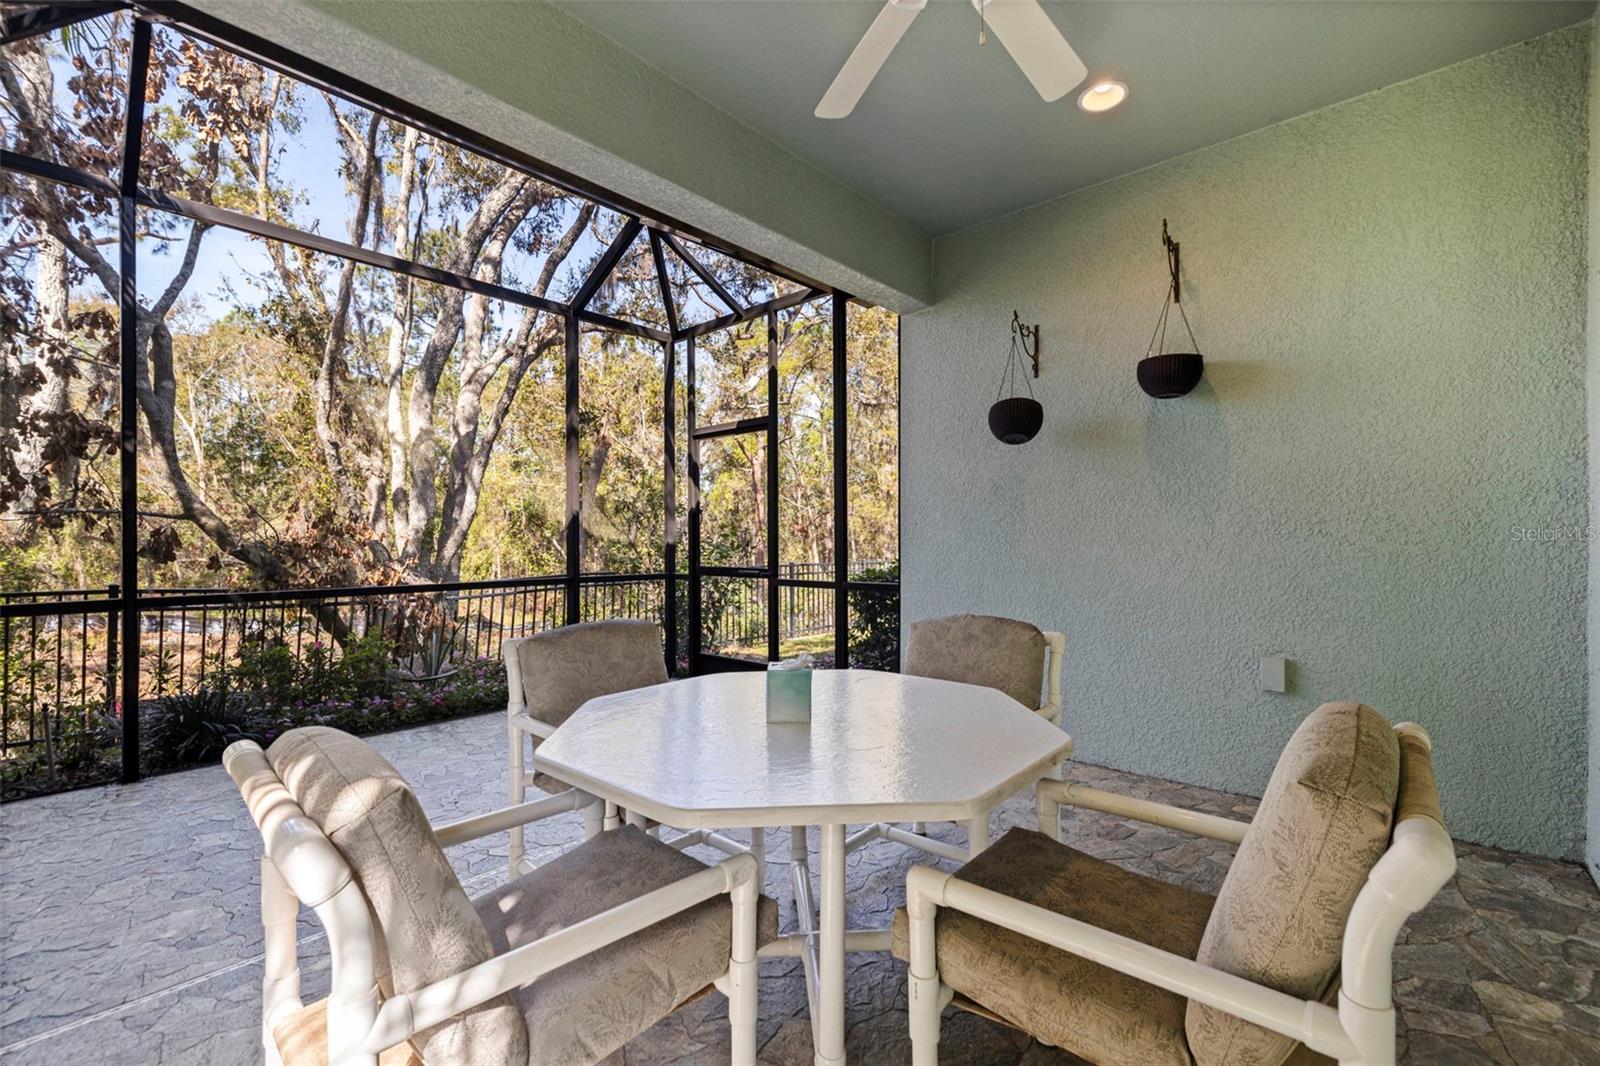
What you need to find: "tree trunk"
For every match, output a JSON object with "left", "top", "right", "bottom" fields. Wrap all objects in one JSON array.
[
  {"left": 312, "top": 110, "right": 382, "bottom": 525},
  {"left": 4, "top": 43, "right": 73, "bottom": 526},
  {"left": 382, "top": 126, "right": 421, "bottom": 553},
  {"left": 398, "top": 170, "right": 530, "bottom": 572},
  {"left": 578, "top": 426, "right": 612, "bottom": 568}
]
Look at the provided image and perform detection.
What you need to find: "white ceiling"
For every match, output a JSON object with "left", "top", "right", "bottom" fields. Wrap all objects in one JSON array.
[{"left": 557, "top": 0, "right": 1593, "bottom": 235}]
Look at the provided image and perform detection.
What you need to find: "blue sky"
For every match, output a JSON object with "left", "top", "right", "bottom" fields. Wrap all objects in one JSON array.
[{"left": 16, "top": 17, "right": 773, "bottom": 337}]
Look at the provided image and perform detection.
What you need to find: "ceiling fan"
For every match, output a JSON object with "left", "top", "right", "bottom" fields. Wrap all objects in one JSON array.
[{"left": 816, "top": 0, "right": 1088, "bottom": 119}]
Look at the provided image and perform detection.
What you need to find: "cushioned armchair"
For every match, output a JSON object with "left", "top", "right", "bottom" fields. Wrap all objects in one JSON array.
[
  {"left": 505, "top": 620, "right": 767, "bottom": 877},
  {"left": 896, "top": 613, "right": 1068, "bottom": 849},
  {"left": 504, "top": 620, "right": 670, "bottom": 874},
  {"left": 904, "top": 613, "right": 1065, "bottom": 726},
  {"left": 892, "top": 702, "right": 1455, "bottom": 1066},
  {"left": 227, "top": 727, "right": 776, "bottom": 1066}
]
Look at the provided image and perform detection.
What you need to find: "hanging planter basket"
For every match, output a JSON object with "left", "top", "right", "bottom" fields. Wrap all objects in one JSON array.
[
  {"left": 988, "top": 396, "right": 1044, "bottom": 445},
  {"left": 989, "top": 311, "right": 1043, "bottom": 445},
  {"left": 1137, "top": 352, "right": 1204, "bottom": 399},
  {"left": 1139, "top": 220, "right": 1204, "bottom": 399}
]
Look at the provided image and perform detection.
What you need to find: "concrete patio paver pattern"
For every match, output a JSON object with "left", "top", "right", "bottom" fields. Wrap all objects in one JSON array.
[{"left": 1, "top": 712, "right": 1596, "bottom": 1065}]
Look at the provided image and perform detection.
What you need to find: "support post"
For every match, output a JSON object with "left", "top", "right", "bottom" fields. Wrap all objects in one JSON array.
[
  {"left": 118, "top": 18, "right": 151, "bottom": 784},
  {"left": 832, "top": 295, "right": 849, "bottom": 665},
  {"left": 686, "top": 335, "right": 702, "bottom": 670},
  {"left": 663, "top": 339, "right": 678, "bottom": 674},
  {"left": 563, "top": 312, "right": 580, "bottom": 625},
  {"left": 650, "top": 234, "right": 680, "bottom": 675},
  {"left": 766, "top": 310, "right": 780, "bottom": 663}
]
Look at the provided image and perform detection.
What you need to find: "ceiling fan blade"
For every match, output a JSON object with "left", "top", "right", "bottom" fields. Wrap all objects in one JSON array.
[
  {"left": 815, "top": 0, "right": 926, "bottom": 119},
  {"left": 978, "top": 0, "right": 1088, "bottom": 103}
]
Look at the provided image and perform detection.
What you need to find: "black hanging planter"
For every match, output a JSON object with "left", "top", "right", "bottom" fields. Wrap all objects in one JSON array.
[
  {"left": 1137, "top": 352, "right": 1204, "bottom": 399},
  {"left": 988, "top": 396, "right": 1044, "bottom": 445},
  {"left": 1139, "top": 220, "right": 1204, "bottom": 399},
  {"left": 989, "top": 311, "right": 1042, "bottom": 445}
]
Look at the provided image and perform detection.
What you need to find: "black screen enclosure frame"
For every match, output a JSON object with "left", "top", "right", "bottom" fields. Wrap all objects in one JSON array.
[{"left": 1, "top": 1, "right": 899, "bottom": 780}]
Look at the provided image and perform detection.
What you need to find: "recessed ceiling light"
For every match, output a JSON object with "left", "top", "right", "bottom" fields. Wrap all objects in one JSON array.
[{"left": 1078, "top": 80, "right": 1128, "bottom": 113}]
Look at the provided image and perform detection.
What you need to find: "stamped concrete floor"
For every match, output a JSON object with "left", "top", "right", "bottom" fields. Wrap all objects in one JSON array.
[{"left": 2, "top": 711, "right": 1597, "bottom": 1066}]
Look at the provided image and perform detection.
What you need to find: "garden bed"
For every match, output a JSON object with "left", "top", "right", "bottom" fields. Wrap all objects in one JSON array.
[{"left": 1, "top": 652, "right": 508, "bottom": 802}]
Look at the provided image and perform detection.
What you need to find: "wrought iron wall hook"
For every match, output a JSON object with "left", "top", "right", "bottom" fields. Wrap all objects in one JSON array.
[
  {"left": 1162, "top": 219, "right": 1181, "bottom": 304},
  {"left": 1138, "top": 220, "right": 1204, "bottom": 398},
  {"left": 1011, "top": 310, "right": 1039, "bottom": 378},
  {"left": 991, "top": 311, "right": 1043, "bottom": 444}
]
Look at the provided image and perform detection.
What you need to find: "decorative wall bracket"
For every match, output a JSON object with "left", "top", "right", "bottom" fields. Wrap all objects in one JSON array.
[
  {"left": 990, "top": 310, "right": 1043, "bottom": 445},
  {"left": 1012, "top": 310, "right": 1039, "bottom": 378},
  {"left": 1138, "top": 219, "right": 1205, "bottom": 399}
]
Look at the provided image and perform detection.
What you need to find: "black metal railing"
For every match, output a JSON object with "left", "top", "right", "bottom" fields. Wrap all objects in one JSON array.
[
  {"left": 134, "top": 575, "right": 575, "bottom": 699},
  {"left": 0, "top": 574, "right": 637, "bottom": 760},
  {"left": 0, "top": 587, "right": 121, "bottom": 764},
  {"left": 699, "top": 561, "right": 895, "bottom": 654},
  {"left": 1, "top": 565, "right": 899, "bottom": 796}
]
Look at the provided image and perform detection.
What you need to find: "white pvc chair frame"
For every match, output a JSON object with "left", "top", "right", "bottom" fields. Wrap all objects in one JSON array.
[
  {"left": 904, "top": 723, "right": 1456, "bottom": 1066},
  {"left": 896, "top": 629, "right": 1067, "bottom": 858},
  {"left": 225, "top": 741, "right": 762, "bottom": 1066},
  {"left": 1038, "top": 630, "right": 1067, "bottom": 728},
  {"left": 503, "top": 637, "right": 766, "bottom": 878}
]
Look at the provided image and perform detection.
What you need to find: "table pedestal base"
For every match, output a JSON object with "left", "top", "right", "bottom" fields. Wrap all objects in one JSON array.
[{"left": 754, "top": 814, "right": 994, "bottom": 1065}]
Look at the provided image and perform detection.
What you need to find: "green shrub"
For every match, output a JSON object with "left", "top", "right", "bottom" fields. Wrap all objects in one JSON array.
[
  {"left": 847, "top": 562, "right": 900, "bottom": 671},
  {"left": 232, "top": 633, "right": 397, "bottom": 707},
  {"left": 233, "top": 640, "right": 298, "bottom": 696},
  {"left": 0, "top": 708, "right": 121, "bottom": 799},
  {"left": 144, "top": 687, "right": 260, "bottom": 770}
]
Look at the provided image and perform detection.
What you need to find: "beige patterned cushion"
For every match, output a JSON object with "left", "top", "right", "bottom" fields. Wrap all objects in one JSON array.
[
  {"left": 904, "top": 614, "right": 1046, "bottom": 709},
  {"left": 268, "top": 728, "right": 528, "bottom": 1066},
  {"left": 891, "top": 828, "right": 1214, "bottom": 1066},
  {"left": 514, "top": 620, "right": 668, "bottom": 794},
  {"left": 272, "top": 998, "right": 422, "bottom": 1066},
  {"left": 1187, "top": 702, "right": 1399, "bottom": 1066},
  {"left": 475, "top": 826, "right": 779, "bottom": 1066}
]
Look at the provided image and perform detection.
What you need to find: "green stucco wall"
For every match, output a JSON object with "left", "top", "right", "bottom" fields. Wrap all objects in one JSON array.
[
  {"left": 905, "top": 25, "right": 1590, "bottom": 858},
  {"left": 189, "top": 0, "right": 932, "bottom": 309},
  {"left": 1586, "top": 14, "right": 1600, "bottom": 885}
]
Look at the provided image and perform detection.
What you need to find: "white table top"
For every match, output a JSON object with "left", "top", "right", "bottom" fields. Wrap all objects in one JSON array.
[{"left": 534, "top": 669, "right": 1073, "bottom": 828}]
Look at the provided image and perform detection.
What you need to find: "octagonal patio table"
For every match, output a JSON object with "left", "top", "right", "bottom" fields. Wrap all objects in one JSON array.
[{"left": 534, "top": 668, "right": 1073, "bottom": 1066}]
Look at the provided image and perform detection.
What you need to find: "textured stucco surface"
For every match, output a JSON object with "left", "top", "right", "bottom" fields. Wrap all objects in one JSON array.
[
  {"left": 1587, "top": 15, "right": 1600, "bottom": 887},
  {"left": 187, "top": 0, "right": 932, "bottom": 310},
  {"left": 904, "top": 26, "right": 1590, "bottom": 859}
]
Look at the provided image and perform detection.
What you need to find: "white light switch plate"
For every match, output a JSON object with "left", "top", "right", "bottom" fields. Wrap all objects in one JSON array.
[{"left": 1259, "top": 656, "right": 1288, "bottom": 694}]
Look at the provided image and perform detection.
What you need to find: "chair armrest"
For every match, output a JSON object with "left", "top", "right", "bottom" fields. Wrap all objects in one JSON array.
[
  {"left": 432, "top": 789, "right": 595, "bottom": 848},
  {"left": 904, "top": 865, "right": 1357, "bottom": 1061},
  {"left": 510, "top": 712, "right": 556, "bottom": 739},
  {"left": 365, "top": 852, "right": 760, "bottom": 1051},
  {"left": 1039, "top": 631, "right": 1066, "bottom": 727},
  {"left": 1034, "top": 778, "right": 1250, "bottom": 845}
]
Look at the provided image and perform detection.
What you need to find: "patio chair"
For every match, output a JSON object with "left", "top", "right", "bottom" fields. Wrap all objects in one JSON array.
[
  {"left": 891, "top": 701, "right": 1455, "bottom": 1066},
  {"left": 900, "top": 613, "right": 1067, "bottom": 841},
  {"left": 505, "top": 620, "right": 664, "bottom": 865},
  {"left": 903, "top": 613, "right": 1066, "bottom": 726},
  {"left": 225, "top": 726, "right": 776, "bottom": 1066},
  {"left": 505, "top": 620, "right": 766, "bottom": 879}
]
